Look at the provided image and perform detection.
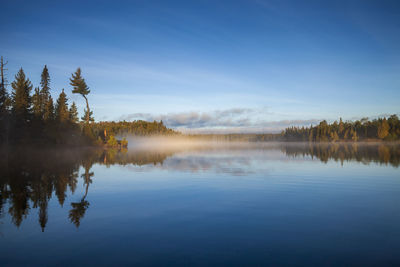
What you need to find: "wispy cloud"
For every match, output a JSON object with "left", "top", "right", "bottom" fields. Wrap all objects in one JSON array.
[
  {"left": 119, "top": 108, "right": 255, "bottom": 127},
  {"left": 118, "top": 107, "right": 319, "bottom": 133}
]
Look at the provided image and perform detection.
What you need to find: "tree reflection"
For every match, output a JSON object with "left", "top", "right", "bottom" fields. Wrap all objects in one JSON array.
[
  {"left": 0, "top": 143, "right": 398, "bottom": 231},
  {"left": 281, "top": 143, "right": 400, "bottom": 167},
  {"left": 69, "top": 162, "right": 93, "bottom": 228}
]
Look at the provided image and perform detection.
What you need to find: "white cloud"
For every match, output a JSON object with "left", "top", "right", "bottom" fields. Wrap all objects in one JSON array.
[{"left": 118, "top": 107, "right": 319, "bottom": 133}]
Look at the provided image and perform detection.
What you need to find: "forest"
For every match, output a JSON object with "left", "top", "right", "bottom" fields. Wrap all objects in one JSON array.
[
  {"left": 282, "top": 116, "right": 400, "bottom": 142},
  {"left": 0, "top": 58, "right": 177, "bottom": 147},
  {"left": 185, "top": 115, "right": 400, "bottom": 142},
  {"left": 0, "top": 57, "right": 399, "bottom": 146}
]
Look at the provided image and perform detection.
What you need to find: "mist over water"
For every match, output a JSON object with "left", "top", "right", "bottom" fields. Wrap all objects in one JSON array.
[
  {"left": 0, "top": 142, "right": 399, "bottom": 265},
  {"left": 124, "top": 136, "right": 263, "bottom": 150}
]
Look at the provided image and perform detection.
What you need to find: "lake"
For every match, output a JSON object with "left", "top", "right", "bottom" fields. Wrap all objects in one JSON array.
[{"left": 0, "top": 142, "right": 399, "bottom": 266}]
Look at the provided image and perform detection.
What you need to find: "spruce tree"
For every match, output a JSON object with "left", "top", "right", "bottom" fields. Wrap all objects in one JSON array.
[
  {"left": 70, "top": 68, "right": 91, "bottom": 124},
  {"left": 69, "top": 102, "right": 79, "bottom": 123},
  {"left": 40, "top": 65, "right": 50, "bottom": 115},
  {"left": 11, "top": 68, "right": 32, "bottom": 122},
  {"left": 55, "top": 89, "right": 69, "bottom": 123}
]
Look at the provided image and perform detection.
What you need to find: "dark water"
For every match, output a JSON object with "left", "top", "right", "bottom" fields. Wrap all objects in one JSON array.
[{"left": 0, "top": 142, "right": 399, "bottom": 266}]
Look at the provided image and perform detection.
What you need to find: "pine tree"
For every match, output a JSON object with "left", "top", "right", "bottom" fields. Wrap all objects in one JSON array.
[
  {"left": 11, "top": 68, "right": 32, "bottom": 122},
  {"left": 69, "top": 102, "right": 79, "bottom": 123},
  {"left": 70, "top": 68, "right": 91, "bottom": 124},
  {"left": 40, "top": 65, "right": 50, "bottom": 115},
  {"left": 55, "top": 89, "right": 69, "bottom": 123}
]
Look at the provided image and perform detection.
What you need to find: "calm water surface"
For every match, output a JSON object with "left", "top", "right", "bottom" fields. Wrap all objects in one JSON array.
[{"left": 0, "top": 143, "right": 399, "bottom": 266}]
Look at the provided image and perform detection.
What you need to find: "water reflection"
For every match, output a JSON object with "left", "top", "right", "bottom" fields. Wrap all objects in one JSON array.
[
  {"left": 69, "top": 163, "right": 93, "bottom": 228},
  {"left": 282, "top": 142, "right": 400, "bottom": 167},
  {"left": 0, "top": 142, "right": 398, "bottom": 230}
]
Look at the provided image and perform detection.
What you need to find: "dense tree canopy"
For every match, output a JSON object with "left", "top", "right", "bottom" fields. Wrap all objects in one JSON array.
[
  {"left": 282, "top": 116, "right": 400, "bottom": 142},
  {"left": 0, "top": 60, "right": 178, "bottom": 147},
  {"left": 92, "top": 120, "right": 178, "bottom": 139}
]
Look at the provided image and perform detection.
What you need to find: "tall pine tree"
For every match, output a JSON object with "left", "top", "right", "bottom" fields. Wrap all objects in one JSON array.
[
  {"left": 55, "top": 89, "right": 69, "bottom": 123},
  {"left": 11, "top": 68, "right": 32, "bottom": 122},
  {"left": 40, "top": 65, "right": 50, "bottom": 116},
  {"left": 70, "top": 68, "right": 91, "bottom": 124},
  {"left": 11, "top": 68, "right": 32, "bottom": 142}
]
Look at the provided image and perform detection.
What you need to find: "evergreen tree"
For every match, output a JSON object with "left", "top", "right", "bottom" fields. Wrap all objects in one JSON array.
[
  {"left": 69, "top": 102, "right": 79, "bottom": 123},
  {"left": 70, "top": 68, "right": 91, "bottom": 124},
  {"left": 11, "top": 68, "right": 32, "bottom": 122},
  {"left": 40, "top": 65, "right": 50, "bottom": 115},
  {"left": 55, "top": 89, "right": 69, "bottom": 123}
]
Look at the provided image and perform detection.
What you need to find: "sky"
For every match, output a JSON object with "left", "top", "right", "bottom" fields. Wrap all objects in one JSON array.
[{"left": 1, "top": 0, "right": 399, "bottom": 133}]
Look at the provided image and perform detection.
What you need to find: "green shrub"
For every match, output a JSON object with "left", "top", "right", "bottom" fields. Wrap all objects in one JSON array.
[{"left": 107, "top": 135, "right": 118, "bottom": 147}]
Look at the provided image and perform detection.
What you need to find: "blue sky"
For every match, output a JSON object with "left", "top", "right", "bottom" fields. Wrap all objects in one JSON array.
[{"left": 1, "top": 0, "right": 399, "bottom": 132}]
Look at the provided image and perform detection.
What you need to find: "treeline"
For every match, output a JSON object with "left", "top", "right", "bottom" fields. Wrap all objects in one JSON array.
[
  {"left": 185, "top": 133, "right": 281, "bottom": 142},
  {"left": 0, "top": 61, "right": 85, "bottom": 146},
  {"left": 282, "top": 116, "right": 400, "bottom": 142},
  {"left": 92, "top": 120, "right": 177, "bottom": 139},
  {"left": 0, "top": 58, "right": 176, "bottom": 147},
  {"left": 186, "top": 116, "right": 400, "bottom": 142}
]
